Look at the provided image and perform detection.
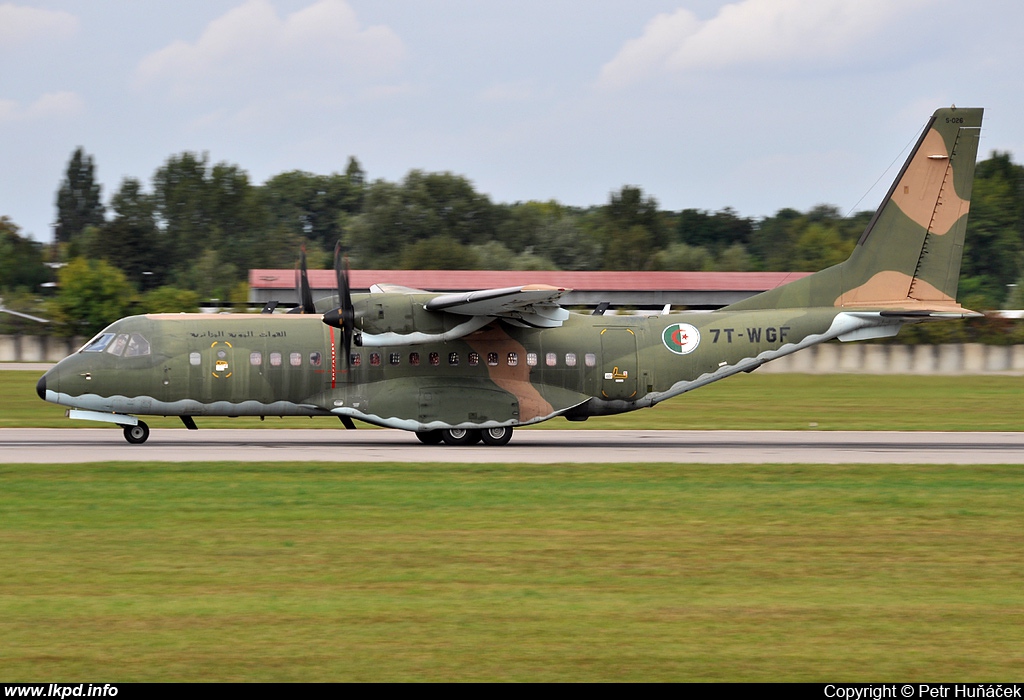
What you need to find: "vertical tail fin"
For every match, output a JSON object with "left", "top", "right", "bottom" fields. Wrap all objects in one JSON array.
[{"left": 726, "top": 107, "right": 984, "bottom": 312}]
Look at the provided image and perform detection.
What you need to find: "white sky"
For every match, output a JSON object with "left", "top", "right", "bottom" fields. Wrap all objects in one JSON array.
[{"left": 2, "top": 0, "right": 1022, "bottom": 241}]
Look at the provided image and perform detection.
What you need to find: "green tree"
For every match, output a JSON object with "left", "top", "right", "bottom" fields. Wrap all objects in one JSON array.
[
  {"left": 677, "top": 207, "right": 753, "bottom": 253},
  {"left": 152, "top": 152, "right": 213, "bottom": 270},
  {"left": 48, "top": 258, "right": 136, "bottom": 337},
  {"left": 0, "top": 217, "right": 48, "bottom": 291},
  {"left": 651, "top": 242, "right": 714, "bottom": 271},
  {"left": 152, "top": 153, "right": 268, "bottom": 285},
  {"left": 961, "top": 152, "right": 1024, "bottom": 307},
  {"left": 596, "top": 186, "right": 668, "bottom": 270},
  {"left": 173, "top": 248, "right": 238, "bottom": 300},
  {"left": 345, "top": 171, "right": 498, "bottom": 268},
  {"left": 790, "top": 221, "right": 854, "bottom": 271},
  {"left": 138, "top": 286, "right": 201, "bottom": 313},
  {"left": 399, "top": 236, "right": 480, "bottom": 269},
  {"left": 55, "top": 147, "right": 105, "bottom": 245},
  {"left": 89, "top": 178, "right": 165, "bottom": 288},
  {"left": 260, "top": 160, "right": 365, "bottom": 250},
  {"left": 532, "top": 213, "right": 603, "bottom": 271},
  {"left": 717, "top": 243, "right": 754, "bottom": 271}
]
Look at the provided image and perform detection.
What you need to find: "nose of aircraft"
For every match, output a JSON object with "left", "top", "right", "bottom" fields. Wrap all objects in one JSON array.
[{"left": 36, "top": 373, "right": 46, "bottom": 400}]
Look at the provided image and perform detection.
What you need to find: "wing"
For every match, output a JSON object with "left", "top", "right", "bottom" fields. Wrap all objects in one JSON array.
[{"left": 424, "top": 284, "right": 571, "bottom": 328}]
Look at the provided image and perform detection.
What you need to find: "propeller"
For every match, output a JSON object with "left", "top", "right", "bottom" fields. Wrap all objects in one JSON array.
[
  {"left": 322, "top": 242, "right": 357, "bottom": 369},
  {"left": 288, "top": 246, "right": 317, "bottom": 314}
]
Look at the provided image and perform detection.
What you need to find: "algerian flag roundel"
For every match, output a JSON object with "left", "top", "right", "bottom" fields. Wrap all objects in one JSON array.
[{"left": 662, "top": 323, "right": 700, "bottom": 355}]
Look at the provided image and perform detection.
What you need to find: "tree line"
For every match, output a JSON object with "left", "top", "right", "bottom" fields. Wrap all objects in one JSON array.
[{"left": 1, "top": 146, "right": 1022, "bottom": 339}]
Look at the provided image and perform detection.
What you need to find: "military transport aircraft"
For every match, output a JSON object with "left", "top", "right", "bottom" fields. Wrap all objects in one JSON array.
[{"left": 37, "top": 107, "right": 984, "bottom": 446}]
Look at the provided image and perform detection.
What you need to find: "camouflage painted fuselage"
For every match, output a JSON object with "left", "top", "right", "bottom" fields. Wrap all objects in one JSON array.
[
  {"left": 38, "top": 107, "right": 985, "bottom": 433},
  {"left": 39, "top": 305, "right": 876, "bottom": 430}
]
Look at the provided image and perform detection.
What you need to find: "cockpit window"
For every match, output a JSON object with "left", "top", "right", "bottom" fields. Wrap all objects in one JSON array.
[
  {"left": 99, "top": 333, "right": 151, "bottom": 357},
  {"left": 125, "top": 334, "right": 151, "bottom": 357},
  {"left": 106, "top": 334, "right": 129, "bottom": 356},
  {"left": 81, "top": 331, "right": 151, "bottom": 357},
  {"left": 82, "top": 333, "right": 115, "bottom": 353}
]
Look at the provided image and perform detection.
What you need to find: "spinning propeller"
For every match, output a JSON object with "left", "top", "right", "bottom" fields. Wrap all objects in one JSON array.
[
  {"left": 322, "top": 242, "right": 357, "bottom": 369},
  {"left": 288, "top": 246, "right": 317, "bottom": 315}
]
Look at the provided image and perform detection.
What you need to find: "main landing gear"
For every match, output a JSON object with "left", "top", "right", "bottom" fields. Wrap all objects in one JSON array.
[
  {"left": 415, "top": 426, "right": 514, "bottom": 446},
  {"left": 122, "top": 420, "right": 150, "bottom": 445}
]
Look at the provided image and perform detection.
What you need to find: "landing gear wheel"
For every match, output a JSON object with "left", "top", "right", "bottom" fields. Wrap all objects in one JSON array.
[
  {"left": 415, "top": 430, "right": 444, "bottom": 445},
  {"left": 123, "top": 421, "right": 150, "bottom": 445},
  {"left": 441, "top": 428, "right": 482, "bottom": 446},
  {"left": 480, "top": 426, "right": 513, "bottom": 446}
]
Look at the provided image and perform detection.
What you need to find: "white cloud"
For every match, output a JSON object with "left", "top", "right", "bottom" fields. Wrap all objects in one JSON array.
[
  {"left": 135, "top": 0, "right": 404, "bottom": 100},
  {"left": 0, "top": 91, "right": 84, "bottom": 123},
  {"left": 0, "top": 3, "right": 77, "bottom": 48},
  {"left": 599, "top": 0, "right": 935, "bottom": 88}
]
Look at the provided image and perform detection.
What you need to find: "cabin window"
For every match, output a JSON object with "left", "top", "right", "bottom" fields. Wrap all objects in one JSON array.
[
  {"left": 290, "top": 352, "right": 302, "bottom": 367},
  {"left": 449, "top": 352, "right": 459, "bottom": 366},
  {"left": 389, "top": 353, "right": 401, "bottom": 366},
  {"left": 429, "top": 352, "right": 440, "bottom": 366},
  {"left": 370, "top": 352, "right": 381, "bottom": 367},
  {"left": 507, "top": 352, "right": 518, "bottom": 366},
  {"left": 468, "top": 352, "right": 480, "bottom": 366},
  {"left": 270, "top": 352, "right": 282, "bottom": 367},
  {"left": 350, "top": 353, "right": 361, "bottom": 366},
  {"left": 487, "top": 352, "right": 498, "bottom": 367},
  {"left": 526, "top": 352, "right": 538, "bottom": 367},
  {"left": 565, "top": 353, "right": 577, "bottom": 367},
  {"left": 409, "top": 352, "right": 420, "bottom": 366},
  {"left": 585, "top": 353, "right": 597, "bottom": 367},
  {"left": 105, "top": 334, "right": 129, "bottom": 356},
  {"left": 189, "top": 352, "right": 201, "bottom": 366},
  {"left": 546, "top": 352, "right": 557, "bottom": 367},
  {"left": 82, "top": 332, "right": 115, "bottom": 353},
  {"left": 310, "top": 352, "right": 322, "bottom": 367},
  {"left": 250, "top": 352, "right": 262, "bottom": 366}
]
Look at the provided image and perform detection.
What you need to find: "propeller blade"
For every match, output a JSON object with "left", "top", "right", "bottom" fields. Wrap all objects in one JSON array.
[
  {"left": 292, "top": 246, "right": 316, "bottom": 314},
  {"left": 324, "top": 242, "right": 357, "bottom": 372}
]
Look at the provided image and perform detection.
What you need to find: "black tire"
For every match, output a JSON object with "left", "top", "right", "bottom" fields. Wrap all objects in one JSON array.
[
  {"left": 415, "top": 430, "right": 444, "bottom": 445},
  {"left": 123, "top": 421, "right": 150, "bottom": 445},
  {"left": 480, "top": 426, "right": 513, "bottom": 446},
  {"left": 441, "top": 428, "right": 481, "bottom": 446}
]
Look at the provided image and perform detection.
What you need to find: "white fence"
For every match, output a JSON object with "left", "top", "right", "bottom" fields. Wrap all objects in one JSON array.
[
  {"left": 756, "top": 342, "right": 1024, "bottom": 374},
  {"left": 0, "top": 335, "right": 85, "bottom": 363}
]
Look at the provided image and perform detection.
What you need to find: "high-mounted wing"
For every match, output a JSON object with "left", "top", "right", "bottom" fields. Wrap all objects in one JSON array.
[{"left": 424, "top": 284, "right": 571, "bottom": 328}]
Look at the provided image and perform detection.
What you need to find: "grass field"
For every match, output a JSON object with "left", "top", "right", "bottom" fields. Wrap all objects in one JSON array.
[
  {"left": 2, "top": 461, "right": 1023, "bottom": 681},
  {"left": 4, "top": 369, "right": 1023, "bottom": 430}
]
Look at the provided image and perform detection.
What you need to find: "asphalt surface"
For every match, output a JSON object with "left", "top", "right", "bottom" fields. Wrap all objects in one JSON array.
[{"left": 1, "top": 428, "right": 1021, "bottom": 464}]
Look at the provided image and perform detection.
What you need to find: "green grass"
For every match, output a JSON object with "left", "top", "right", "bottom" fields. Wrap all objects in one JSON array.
[
  {"left": 1, "top": 461, "right": 1023, "bottom": 681},
  {"left": 5, "top": 369, "right": 1022, "bottom": 430}
]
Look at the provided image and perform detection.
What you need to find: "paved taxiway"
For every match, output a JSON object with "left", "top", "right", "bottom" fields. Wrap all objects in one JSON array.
[{"left": 1, "top": 429, "right": 1021, "bottom": 464}]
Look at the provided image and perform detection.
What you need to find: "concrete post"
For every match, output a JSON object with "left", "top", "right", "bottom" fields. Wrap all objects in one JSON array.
[
  {"left": 1012, "top": 345, "right": 1024, "bottom": 372},
  {"left": 863, "top": 345, "right": 889, "bottom": 374},
  {"left": 985, "top": 345, "right": 1011, "bottom": 372},
  {"left": 936, "top": 344, "right": 962, "bottom": 374},
  {"left": 962, "top": 344, "right": 986, "bottom": 373},
  {"left": 887, "top": 345, "right": 912, "bottom": 373},
  {"left": 0, "top": 335, "right": 17, "bottom": 362},
  {"left": 837, "top": 343, "right": 863, "bottom": 373}
]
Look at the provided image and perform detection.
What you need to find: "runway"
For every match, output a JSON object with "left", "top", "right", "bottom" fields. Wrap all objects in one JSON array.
[{"left": 1, "top": 428, "right": 1022, "bottom": 464}]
